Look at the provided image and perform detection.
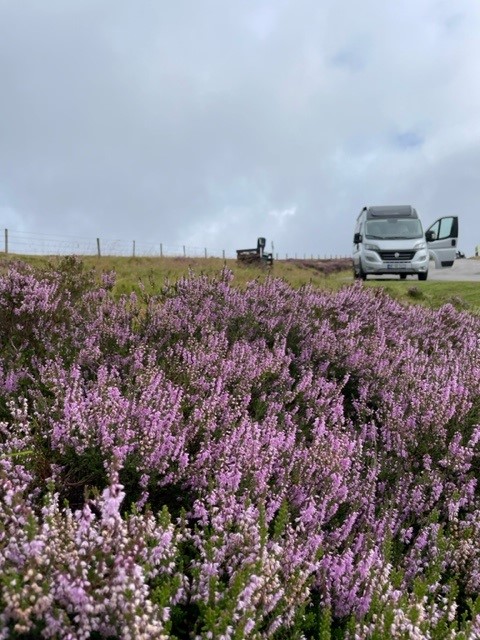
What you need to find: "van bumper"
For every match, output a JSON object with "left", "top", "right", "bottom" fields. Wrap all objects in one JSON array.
[{"left": 362, "top": 251, "right": 429, "bottom": 275}]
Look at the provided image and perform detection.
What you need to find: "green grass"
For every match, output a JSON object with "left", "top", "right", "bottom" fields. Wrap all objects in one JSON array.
[
  {"left": 0, "top": 255, "right": 351, "bottom": 294},
  {"left": 2, "top": 254, "right": 480, "bottom": 312},
  {"left": 363, "top": 278, "right": 480, "bottom": 312}
]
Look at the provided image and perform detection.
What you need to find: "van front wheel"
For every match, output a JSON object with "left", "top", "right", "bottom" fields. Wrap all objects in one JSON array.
[
  {"left": 353, "top": 263, "right": 367, "bottom": 280},
  {"left": 418, "top": 272, "right": 428, "bottom": 281}
]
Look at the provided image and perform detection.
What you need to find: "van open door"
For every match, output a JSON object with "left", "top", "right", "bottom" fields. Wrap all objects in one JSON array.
[{"left": 425, "top": 216, "right": 459, "bottom": 268}]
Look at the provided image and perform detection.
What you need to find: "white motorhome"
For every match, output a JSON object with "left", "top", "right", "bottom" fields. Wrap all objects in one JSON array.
[{"left": 352, "top": 205, "right": 459, "bottom": 281}]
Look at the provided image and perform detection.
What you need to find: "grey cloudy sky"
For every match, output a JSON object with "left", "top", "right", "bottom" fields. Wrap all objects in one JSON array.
[{"left": 1, "top": 0, "right": 480, "bottom": 257}]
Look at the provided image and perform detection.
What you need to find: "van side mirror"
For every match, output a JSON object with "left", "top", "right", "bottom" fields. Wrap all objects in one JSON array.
[
  {"left": 425, "top": 230, "right": 435, "bottom": 242},
  {"left": 353, "top": 233, "right": 362, "bottom": 244}
]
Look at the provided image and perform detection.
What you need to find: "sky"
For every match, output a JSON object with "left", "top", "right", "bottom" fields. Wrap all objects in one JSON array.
[{"left": 1, "top": 0, "right": 480, "bottom": 258}]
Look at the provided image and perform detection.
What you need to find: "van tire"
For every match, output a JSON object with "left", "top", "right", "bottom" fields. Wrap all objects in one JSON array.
[
  {"left": 400, "top": 274, "right": 407, "bottom": 280},
  {"left": 353, "top": 264, "right": 366, "bottom": 280},
  {"left": 418, "top": 272, "right": 428, "bottom": 281}
]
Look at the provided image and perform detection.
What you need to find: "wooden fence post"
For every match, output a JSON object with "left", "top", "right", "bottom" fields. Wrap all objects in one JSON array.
[
  {"left": 160, "top": 243, "right": 163, "bottom": 258},
  {"left": 4, "top": 229, "right": 8, "bottom": 255},
  {"left": 96, "top": 238, "right": 101, "bottom": 257}
]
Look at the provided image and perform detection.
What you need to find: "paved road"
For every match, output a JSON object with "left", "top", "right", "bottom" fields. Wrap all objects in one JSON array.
[
  {"left": 367, "top": 258, "right": 480, "bottom": 282},
  {"left": 428, "top": 258, "right": 480, "bottom": 282},
  {"left": 428, "top": 258, "right": 480, "bottom": 281}
]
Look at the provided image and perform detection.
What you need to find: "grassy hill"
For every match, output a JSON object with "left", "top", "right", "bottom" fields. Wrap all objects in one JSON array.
[{"left": 2, "top": 253, "right": 480, "bottom": 312}]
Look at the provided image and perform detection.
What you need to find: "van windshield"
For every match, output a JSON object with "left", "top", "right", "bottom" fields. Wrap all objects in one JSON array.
[{"left": 365, "top": 218, "right": 423, "bottom": 240}]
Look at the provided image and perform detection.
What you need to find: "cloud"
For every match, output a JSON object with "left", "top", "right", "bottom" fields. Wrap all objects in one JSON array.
[
  {"left": 0, "top": 0, "right": 480, "bottom": 257},
  {"left": 0, "top": 206, "right": 27, "bottom": 232},
  {"left": 330, "top": 43, "right": 368, "bottom": 73},
  {"left": 268, "top": 206, "right": 297, "bottom": 225},
  {"left": 393, "top": 131, "right": 425, "bottom": 150}
]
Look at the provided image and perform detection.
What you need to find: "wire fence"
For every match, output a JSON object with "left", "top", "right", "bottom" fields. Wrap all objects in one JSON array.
[
  {"left": 2, "top": 229, "right": 234, "bottom": 259},
  {"left": 1, "top": 229, "right": 349, "bottom": 261}
]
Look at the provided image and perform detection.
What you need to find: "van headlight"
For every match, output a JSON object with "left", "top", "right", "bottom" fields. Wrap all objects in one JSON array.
[
  {"left": 364, "top": 244, "right": 380, "bottom": 252},
  {"left": 414, "top": 241, "right": 427, "bottom": 250}
]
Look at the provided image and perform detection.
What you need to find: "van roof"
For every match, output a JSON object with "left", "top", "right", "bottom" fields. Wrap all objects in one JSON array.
[{"left": 365, "top": 205, "right": 418, "bottom": 219}]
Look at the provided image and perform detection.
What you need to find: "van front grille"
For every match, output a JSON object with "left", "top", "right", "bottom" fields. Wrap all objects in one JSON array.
[{"left": 379, "top": 250, "right": 416, "bottom": 261}]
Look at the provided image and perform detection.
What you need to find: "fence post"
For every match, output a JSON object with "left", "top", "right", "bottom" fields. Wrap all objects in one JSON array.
[
  {"left": 160, "top": 243, "right": 163, "bottom": 258},
  {"left": 96, "top": 238, "right": 101, "bottom": 258},
  {"left": 133, "top": 241, "right": 135, "bottom": 257},
  {"left": 204, "top": 247, "right": 207, "bottom": 259},
  {"left": 4, "top": 229, "right": 8, "bottom": 255}
]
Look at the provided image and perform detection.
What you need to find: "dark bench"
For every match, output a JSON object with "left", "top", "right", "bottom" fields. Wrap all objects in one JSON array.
[{"left": 236, "top": 237, "right": 273, "bottom": 266}]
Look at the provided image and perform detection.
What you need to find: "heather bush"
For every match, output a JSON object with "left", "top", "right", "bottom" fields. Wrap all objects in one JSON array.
[{"left": 0, "top": 259, "right": 480, "bottom": 638}]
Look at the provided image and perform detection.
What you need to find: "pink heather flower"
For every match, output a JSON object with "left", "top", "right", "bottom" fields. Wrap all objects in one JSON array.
[{"left": 100, "top": 482, "right": 126, "bottom": 522}]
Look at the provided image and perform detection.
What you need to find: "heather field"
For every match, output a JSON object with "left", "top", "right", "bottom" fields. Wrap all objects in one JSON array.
[{"left": 1, "top": 257, "right": 480, "bottom": 639}]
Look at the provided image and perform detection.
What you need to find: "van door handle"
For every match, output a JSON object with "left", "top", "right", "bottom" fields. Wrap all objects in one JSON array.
[{"left": 451, "top": 239, "right": 456, "bottom": 246}]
